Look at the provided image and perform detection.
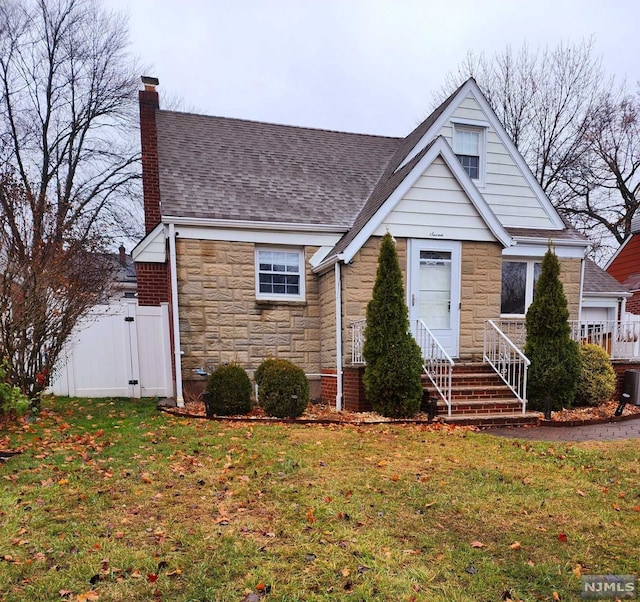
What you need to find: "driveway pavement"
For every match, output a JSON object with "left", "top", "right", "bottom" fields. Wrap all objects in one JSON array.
[{"left": 485, "top": 419, "right": 640, "bottom": 441}]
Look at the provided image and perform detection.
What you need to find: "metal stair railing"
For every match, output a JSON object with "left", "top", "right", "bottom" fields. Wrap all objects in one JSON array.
[
  {"left": 483, "top": 320, "right": 530, "bottom": 413},
  {"left": 414, "top": 319, "right": 454, "bottom": 416}
]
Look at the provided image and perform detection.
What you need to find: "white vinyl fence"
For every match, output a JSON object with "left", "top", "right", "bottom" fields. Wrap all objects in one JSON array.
[{"left": 50, "top": 301, "right": 173, "bottom": 398}]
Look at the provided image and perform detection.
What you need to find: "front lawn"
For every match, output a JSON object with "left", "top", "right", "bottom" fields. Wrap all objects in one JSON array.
[{"left": 1, "top": 397, "right": 638, "bottom": 601}]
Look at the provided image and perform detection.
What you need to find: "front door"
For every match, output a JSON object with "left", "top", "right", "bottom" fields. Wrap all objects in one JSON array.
[{"left": 410, "top": 240, "right": 461, "bottom": 358}]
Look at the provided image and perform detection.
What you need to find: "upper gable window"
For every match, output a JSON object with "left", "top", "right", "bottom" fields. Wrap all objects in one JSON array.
[
  {"left": 453, "top": 124, "right": 485, "bottom": 185},
  {"left": 255, "top": 247, "right": 305, "bottom": 301}
]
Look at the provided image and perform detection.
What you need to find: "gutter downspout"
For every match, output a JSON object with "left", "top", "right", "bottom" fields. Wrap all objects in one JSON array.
[
  {"left": 578, "top": 256, "right": 586, "bottom": 324},
  {"left": 335, "top": 260, "right": 343, "bottom": 411},
  {"left": 168, "top": 223, "right": 184, "bottom": 407}
]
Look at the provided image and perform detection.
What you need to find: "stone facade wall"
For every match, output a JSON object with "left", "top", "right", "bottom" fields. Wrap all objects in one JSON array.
[
  {"left": 560, "top": 258, "right": 582, "bottom": 321},
  {"left": 460, "top": 241, "right": 503, "bottom": 359},
  {"left": 176, "top": 240, "right": 322, "bottom": 382},
  {"left": 319, "top": 268, "right": 336, "bottom": 368},
  {"left": 342, "top": 236, "right": 407, "bottom": 365}
]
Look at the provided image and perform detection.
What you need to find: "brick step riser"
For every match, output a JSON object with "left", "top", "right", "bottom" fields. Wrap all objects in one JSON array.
[
  {"left": 448, "top": 376, "right": 506, "bottom": 386},
  {"left": 440, "top": 407, "right": 524, "bottom": 416},
  {"left": 450, "top": 392, "right": 514, "bottom": 401},
  {"left": 443, "top": 417, "right": 538, "bottom": 427},
  {"left": 449, "top": 364, "right": 495, "bottom": 375}
]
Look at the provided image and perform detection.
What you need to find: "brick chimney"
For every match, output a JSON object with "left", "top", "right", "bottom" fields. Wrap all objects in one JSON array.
[{"left": 139, "top": 76, "right": 161, "bottom": 234}]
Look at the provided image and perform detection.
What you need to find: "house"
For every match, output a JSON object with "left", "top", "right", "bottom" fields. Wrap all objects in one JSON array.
[
  {"left": 606, "top": 216, "right": 640, "bottom": 315},
  {"left": 133, "top": 76, "right": 593, "bottom": 415},
  {"left": 582, "top": 258, "right": 632, "bottom": 324}
]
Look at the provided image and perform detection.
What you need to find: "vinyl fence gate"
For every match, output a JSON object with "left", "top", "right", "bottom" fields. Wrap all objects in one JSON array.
[{"left": 51, "top": 301, "right": 173, "bottom": 399}]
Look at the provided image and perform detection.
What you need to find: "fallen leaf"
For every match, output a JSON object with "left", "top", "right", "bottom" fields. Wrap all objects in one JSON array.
[
  {"left": 632, "top": 506, "right": 640, "bottom": 512},
  {"left": 341, "top": 567, "right": 350, "bottom": 577},
  {"left": 527, "top": 559, "right": 535, "bottom": 567},
  {"left": 576, "top": 489, "right": 585, "bottom": 497},
  {"left": 509, "top": 541, "right": 522, "bottom": 550},
  {"left": 76, "top": 592, "right": 99, "bottom": 602},
  {"left": 377, "top": 460, "right": 388, "bottom": 468},
  {"left": 306, "top": 508, "right": 316, "bottom": 523},
  {"left": 613, "top": 503, "right": 621, "bottom": 511},
  {"left": 470, "top": 541, "right": 485, "bottom": 548},
  {"left": 552, "top": 592, "right": 561, "bottom": 601},
  {"left": 557, "top": 533, "right": 568, "bottom": 542},
  {"left": 146, "top": 573, "right": 158, "bottom": 583},
  {"left": 166, "top": 568, "right": 182, "bottom": 577},
  {"left": 573, "top": 564, "right": 582, "bottom": 577}
]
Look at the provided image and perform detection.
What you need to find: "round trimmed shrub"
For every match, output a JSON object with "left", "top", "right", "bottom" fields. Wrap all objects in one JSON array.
[
  {"left": 205, "top": 363, "right": 253, "bottom": 417},
  {"left": 254, "top": 358, "right": 280, "bottom": 386},
  {"left": 575, "top": 343, "right": 616, "bottom": 407},
  {"left": 256, "top": 358, "right": 309, "bottom": 418}
]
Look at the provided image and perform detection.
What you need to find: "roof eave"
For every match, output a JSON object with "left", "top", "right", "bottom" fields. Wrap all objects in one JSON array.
[{"left": 163, "top": 215, "right": 349, "bottom": 233}]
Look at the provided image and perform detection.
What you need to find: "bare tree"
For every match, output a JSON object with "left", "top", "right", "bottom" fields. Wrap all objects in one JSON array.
[
  {"left": 437, "top": 39, "right": 639, "bottom": 260},
  {"left": 561, "top": 89, "right": 640, "bottom": 249},
  {"left": 0, "top": 0, "right": 140, "bottom": 400}
]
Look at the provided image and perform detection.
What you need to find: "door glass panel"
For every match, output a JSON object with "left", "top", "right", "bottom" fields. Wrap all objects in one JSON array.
[{"left": 419, "top": 251, "right": 451, "bottom": 329}]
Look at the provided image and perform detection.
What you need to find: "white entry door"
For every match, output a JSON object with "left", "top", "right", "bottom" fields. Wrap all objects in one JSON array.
[{"left": 410, "top": 240, "right": 461, "bottom": 358}]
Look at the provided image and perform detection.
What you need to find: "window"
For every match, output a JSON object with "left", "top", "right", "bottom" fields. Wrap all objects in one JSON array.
[
  {"left": 500, "top": 260, "right": 542, "bottom": 315},
  {"left": 453, "top": 124, "right": 485, "bottom": 182},
  {"left": 255, "top": 248, "right": 305, "bottom": 301}
]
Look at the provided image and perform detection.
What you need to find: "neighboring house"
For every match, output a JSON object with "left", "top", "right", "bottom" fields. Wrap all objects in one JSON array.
[
  {"left": 133, "top": 76, "right": 592, "bottom": 411},
  {"left": 109, "top": 245, "right": 138, "bottom": 300},
  {"left": 582, "top": 258, "right": 632, "bottom": 323},
  {"left": 606, "top": 216, "right": 640, "bottom": 315}
]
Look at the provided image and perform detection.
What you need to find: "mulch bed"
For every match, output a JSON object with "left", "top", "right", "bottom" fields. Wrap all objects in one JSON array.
[
  {"left": 163, "top": 398, "right": 640, "bottom": 427},
  {"left": 161, "top": 400, "right": 451, "bottom": 427},
  {"left": 540, "top": 400, "right": 640, "bottom": 427}
]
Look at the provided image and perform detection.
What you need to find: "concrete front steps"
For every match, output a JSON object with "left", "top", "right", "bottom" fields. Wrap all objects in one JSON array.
[{"left": 423, "top": 362, "right": 540, "bottom": 427}]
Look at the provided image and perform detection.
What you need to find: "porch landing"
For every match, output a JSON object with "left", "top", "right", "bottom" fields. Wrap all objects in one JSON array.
[{"left": 423, "top": 362, "right": 540, "bottom": 427}]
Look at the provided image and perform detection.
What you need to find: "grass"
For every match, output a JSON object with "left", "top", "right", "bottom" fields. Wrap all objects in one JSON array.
[{"left": 1, "top": 397, "right": 639, "bottom": 601}]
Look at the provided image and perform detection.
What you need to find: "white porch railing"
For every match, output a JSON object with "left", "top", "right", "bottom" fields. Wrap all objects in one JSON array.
[
  {"left": 349, "top": 318, "right": 454, "bottom": 415},
  {"left": 413, "top": 319, "right": 454, "bottom": 415},
  {"left": 484, "top": 320, "right": 530, "bottom": 413},
  {"left": 351, "top": 319, "right": 366, "bottom": 364},
  {"left": 569, "top": 320, "right": 640, "bottom": 360},
  {"left": 496, "top": 318, "right": 640, "bottom": 361}
]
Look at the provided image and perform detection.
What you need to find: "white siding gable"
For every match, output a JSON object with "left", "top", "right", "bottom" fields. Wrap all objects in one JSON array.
[
  {"left": 439, "top": 92, "right": 556, "bottom": 229},
  {"left": 373, "top": 156, "right": 497, "bottom": 242},
  {"left": 132, "top": 224, "right": 166, "bottom": 263}
]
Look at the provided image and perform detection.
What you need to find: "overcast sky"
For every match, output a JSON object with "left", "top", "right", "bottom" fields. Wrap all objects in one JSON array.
[{"left": 105, "top": 0, "right": 639, "bottom": 137}]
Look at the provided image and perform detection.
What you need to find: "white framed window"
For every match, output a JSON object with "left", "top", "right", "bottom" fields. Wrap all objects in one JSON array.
[
  {"left": 500, "top": 259, "right": 542, "bottom": 316},
  {"left": 255, "top": 247, "right": 305, "bottom": 301},
  {"left": 453, "top": 123, "right": 486, "bottom": 185}
]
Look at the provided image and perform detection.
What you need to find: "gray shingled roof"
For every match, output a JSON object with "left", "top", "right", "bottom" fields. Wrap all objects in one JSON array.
[
  {"left": 329, "top": 83, "right": 463, "bottom": 256},
  {"left": 156, "top": 112, "right": 400, "bottom": 226},
  {"left": 505, "top": 226, "right": 589, "bottom": 244},
  {"left": 583, "top": 258, "right": 631, "bottom": 295}
]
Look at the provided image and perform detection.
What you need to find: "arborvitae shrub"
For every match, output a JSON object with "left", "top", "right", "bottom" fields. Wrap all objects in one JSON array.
[
  {"left": 575, "top": 343, "right": 616, "bottom": 406},
  {"left": 363, "top": 232, "right": 423, "bottom": 418},
  {"left": 205, "top": 363, "right": 253, "bottom": 417},
  {"left": 257, "top": 358, "right": 309, "bottom": 418},
  {"left": 524, "top": 248, "right": 581, "bottom": 416}
]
